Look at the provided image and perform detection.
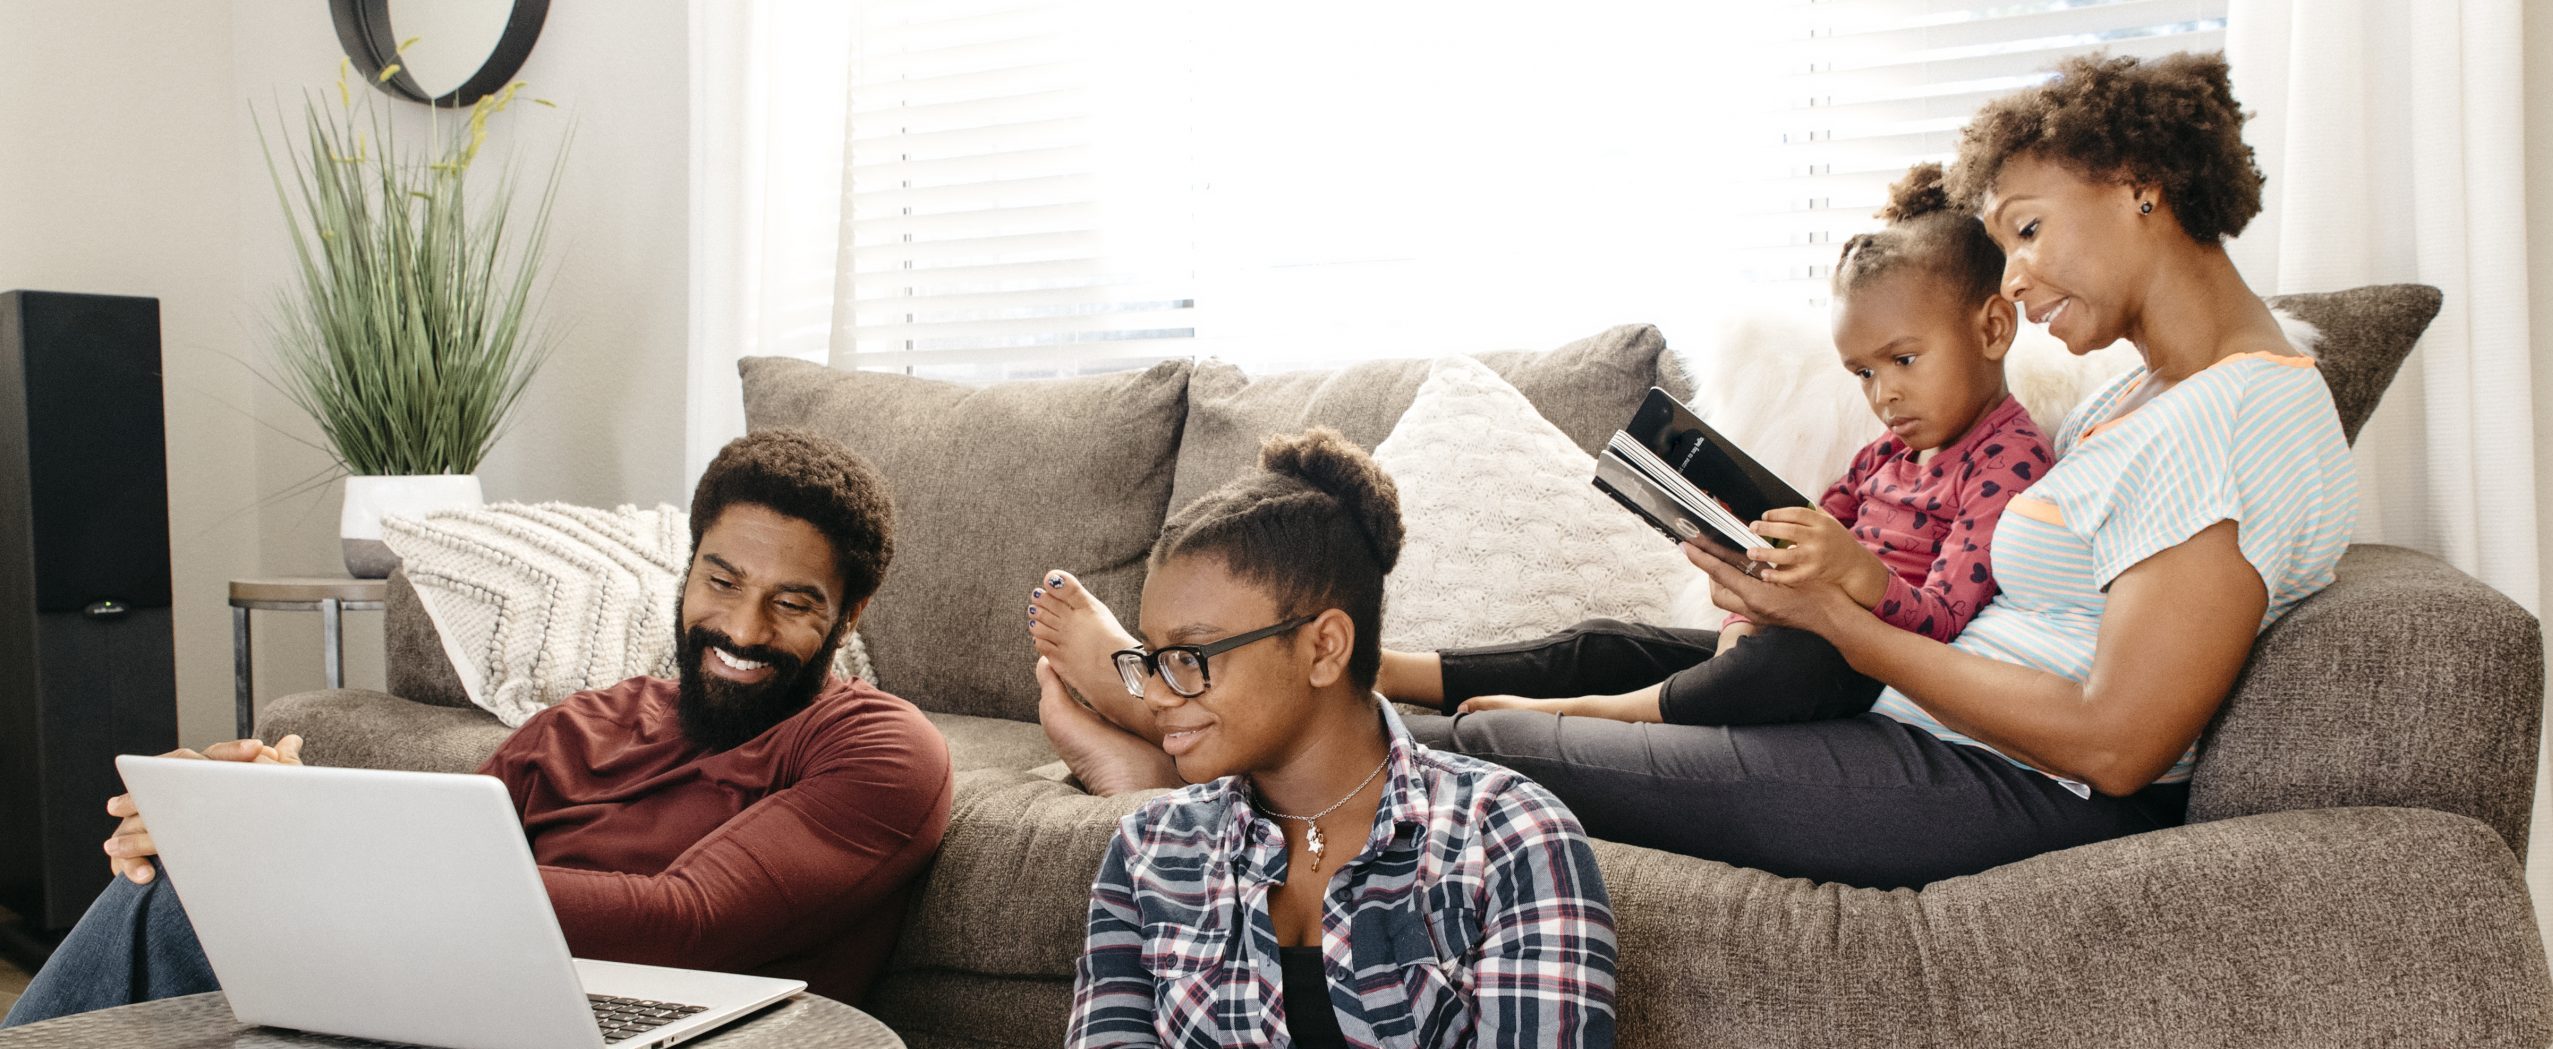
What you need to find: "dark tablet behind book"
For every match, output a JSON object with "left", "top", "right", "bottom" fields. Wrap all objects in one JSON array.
[{"left": 1592, "top": 387, "right": 1810, "bottom": 550}]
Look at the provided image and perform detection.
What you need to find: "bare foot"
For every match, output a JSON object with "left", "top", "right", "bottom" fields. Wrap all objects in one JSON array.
[
  {"left": 1036, "top": 657, "right": 1182, "bottom": 796},
  {"left": 1028, "top": 569, "right": 1157, "bottom": 742}
]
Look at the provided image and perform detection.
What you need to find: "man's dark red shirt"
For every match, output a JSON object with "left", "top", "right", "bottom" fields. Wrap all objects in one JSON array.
[{"left": 479, "top": 675, "right": 951, "bottom": 1002}]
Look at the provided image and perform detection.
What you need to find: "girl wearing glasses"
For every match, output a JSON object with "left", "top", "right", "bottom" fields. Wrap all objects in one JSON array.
[{"left": 1044, "top": 429, "right": 1617, "bottom": 1049}]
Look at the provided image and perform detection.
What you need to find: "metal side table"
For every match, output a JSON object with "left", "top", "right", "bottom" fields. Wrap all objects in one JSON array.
[{"left": 228, "top": 577, "right": 388, "bottom": 739}]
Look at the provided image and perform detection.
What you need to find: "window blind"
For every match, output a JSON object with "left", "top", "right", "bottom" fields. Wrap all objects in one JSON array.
[
  {"left": 824, "top": 3, "right": 2233, "bottom": 379},
  {"left": 841, "top": 0, "right": 1198, "bottom": 378},
  {"left": 1731, "top": 0, "right": 2230, "bottom": 308}
]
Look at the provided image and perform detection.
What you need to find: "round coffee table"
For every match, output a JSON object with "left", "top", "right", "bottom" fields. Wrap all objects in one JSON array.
[{"left": 0, "top": 991, "right": 903, "bottom": 1048}]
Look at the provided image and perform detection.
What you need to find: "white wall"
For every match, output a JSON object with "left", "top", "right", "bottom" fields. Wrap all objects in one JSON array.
[
  {"left": 1, "top": 0, "right": 692, "bottom": 749},
  {"left": 0, "top": 3, "right": 255, "bottom": 749}
]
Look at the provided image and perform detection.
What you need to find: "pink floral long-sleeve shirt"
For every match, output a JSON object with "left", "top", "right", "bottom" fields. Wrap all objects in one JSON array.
[{"left": 1729, "top": 393, "right": 2051, "bottom": 642}]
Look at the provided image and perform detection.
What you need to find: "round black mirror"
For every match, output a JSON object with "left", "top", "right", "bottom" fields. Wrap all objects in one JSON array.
[{"left": 330, "top": 0, "right": 551, "bottom": 108}]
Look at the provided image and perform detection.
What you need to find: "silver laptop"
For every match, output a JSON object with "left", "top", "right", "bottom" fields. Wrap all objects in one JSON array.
[{"left": 115, "top": 756, "right": 806, "bottom": 1049}]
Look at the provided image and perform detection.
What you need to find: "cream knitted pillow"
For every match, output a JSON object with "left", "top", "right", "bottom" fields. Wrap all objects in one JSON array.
[
  {"left": 1373, "top": 356, "right": 1695, "bottom": 652},
  {"left": 382, "top": 502, "right": 874, "bottom": 728}
]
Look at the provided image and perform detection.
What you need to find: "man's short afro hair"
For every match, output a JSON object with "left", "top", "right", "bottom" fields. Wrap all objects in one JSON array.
[
  {"left": 1947, "top": 51, "right": 2265, "bottom": 245},
  {"left": 690, "top": 429, "right": 895, "bottom": 605}
]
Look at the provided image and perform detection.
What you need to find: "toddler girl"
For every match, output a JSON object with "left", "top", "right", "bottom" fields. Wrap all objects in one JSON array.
[{"left": 1381, "top": 163, "right": 2052, "bottom": 727}]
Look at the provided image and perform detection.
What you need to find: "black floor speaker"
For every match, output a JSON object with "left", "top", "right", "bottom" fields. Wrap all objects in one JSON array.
[{"left": 0, "top": 290, "right": 179, "bottom": 936}]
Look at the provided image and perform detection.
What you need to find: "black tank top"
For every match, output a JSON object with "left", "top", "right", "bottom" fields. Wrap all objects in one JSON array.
[{"left": 1279, "top": 946, "right": 1349, "bottom": 1049}]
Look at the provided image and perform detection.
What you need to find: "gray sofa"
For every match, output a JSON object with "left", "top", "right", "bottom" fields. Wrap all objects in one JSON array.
[{"left": 262, "top": 285, "right": 2553, "bottom": 1047}]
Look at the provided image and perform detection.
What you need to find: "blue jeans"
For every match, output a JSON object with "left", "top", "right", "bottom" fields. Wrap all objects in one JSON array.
[{"left": 1, "top": 866, "right": 219, "bottom": 1027}]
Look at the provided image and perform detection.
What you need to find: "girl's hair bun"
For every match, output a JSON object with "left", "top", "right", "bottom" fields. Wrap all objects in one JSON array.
[
  {"left": 1835, "top": 160, "right": 2003, "bottom": 303},
  {"left": 1258, "top": 427, "right": 1404, "bottom": 574},
  {"left": 1878, "top": 161, "right": 1953, "bottom": 224}
]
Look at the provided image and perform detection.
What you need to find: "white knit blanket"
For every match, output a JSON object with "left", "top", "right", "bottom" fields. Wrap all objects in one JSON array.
[{"left": 382, "top": 502, "right": 874, "bottom": 728}]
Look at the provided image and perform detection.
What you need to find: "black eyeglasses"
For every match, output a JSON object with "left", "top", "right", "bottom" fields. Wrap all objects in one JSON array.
[{"left": 1112, "top": 614, "right": 1317, "bottom": 698}]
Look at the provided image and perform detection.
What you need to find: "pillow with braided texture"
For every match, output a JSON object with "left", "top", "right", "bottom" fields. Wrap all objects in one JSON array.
[{"left": 383, "top": 502, "right": 873, "bottom": 727}]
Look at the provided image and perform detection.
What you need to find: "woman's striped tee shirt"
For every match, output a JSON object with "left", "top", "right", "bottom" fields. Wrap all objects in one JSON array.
[{"left": 1870, "top": 351, "right": 2358, "bottom": 793}]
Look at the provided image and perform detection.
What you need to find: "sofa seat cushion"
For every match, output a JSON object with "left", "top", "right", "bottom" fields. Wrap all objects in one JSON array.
[
  {"left": 1610, "top": 805, "right": 2545, "bottom": 1047},
  {"left": 741, "top": 357, "right": 1193, "bottom": 723},
  {"left": 890, "top": 768, "right": 1167, "bottom": 980},
  {"left": 926, "top": 711, "right": 1058, "bottom": 774},
  {"left": 893, "top": 784, "right": 2550, "bottom": 1047},
  {"left": 1169, "top": 323, "right": 1690, "bottom": 514}
]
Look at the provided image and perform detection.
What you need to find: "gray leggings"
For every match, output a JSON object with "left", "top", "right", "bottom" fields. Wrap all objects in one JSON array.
[{"left": 1401, "top": 709, "right": 2187, "bottom": 890}]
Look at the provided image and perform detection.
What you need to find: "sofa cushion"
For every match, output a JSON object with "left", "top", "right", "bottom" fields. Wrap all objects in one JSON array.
[
  {"left": 1373, "top": 356, "right": 1694, "bottom": 649},
  {"left": 926, "top": 711, "right": 1058, "bottom": 774},
  {"left": 1168, "top": 324, "right": 1690, "bottom": 515},
  {"left": 889, "top": 768, "right": 1167, "bottom": 979},
  {"left": 1598, "top": 806, "right": 2549, "bottom": 1047},
  {"left": 881, "top": 774, "right": 2553, "bottom": 1047},
  {"left": 2262, "top": 283, "right": 2439, "bottom": 444},
  {"left": 741, "top": 357, "right": 1193, "bottom": 722}
]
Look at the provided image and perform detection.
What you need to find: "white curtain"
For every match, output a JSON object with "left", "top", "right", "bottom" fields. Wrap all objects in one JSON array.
[
  {"left": 685, "top": 0, "right": 854, "bottom": 485},
  {"left": 2225, "top": 0, "right": 2538, "bottom": 612}
]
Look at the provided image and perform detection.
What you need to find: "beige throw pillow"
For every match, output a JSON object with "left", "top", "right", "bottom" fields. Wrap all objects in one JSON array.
[
  {"left": 383, "top": 502, "right": 873, "bottom": 727},
  {"left": 1373, "top": 356, "right": 1695, "bottom": 652}
]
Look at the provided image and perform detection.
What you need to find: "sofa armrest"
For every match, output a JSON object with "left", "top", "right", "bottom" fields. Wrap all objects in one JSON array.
[
  {"left": 1593, "top": 806, "right": 2551, "bottom": 1048},
  {"left": 2193, "top": 544, "right": 2545, "bottom": 858},
  {"left": 1921, "top": 807, "right": 2552, "bottom": 1046},
  {"left": 384, "top": 570, "right": 475, "bottom": 709},
  {"left": 254, "top": 688, "right": 514, "bottom": 774},
  {"left": 888, "top": 767, "right": 1169, "bottom": 979}
]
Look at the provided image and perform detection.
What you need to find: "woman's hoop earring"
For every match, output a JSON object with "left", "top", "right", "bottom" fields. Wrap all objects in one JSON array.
[{"left": 2139, "top": 200, "right": 2154, "bottom": 215}]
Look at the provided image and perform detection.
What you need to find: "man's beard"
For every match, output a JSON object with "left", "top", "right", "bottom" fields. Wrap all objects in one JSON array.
[{"left": 673, "top": 612, "right": 847, "bottom": 752}]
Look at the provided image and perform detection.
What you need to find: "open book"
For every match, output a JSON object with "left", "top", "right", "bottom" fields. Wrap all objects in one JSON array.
[{"left": 1592, "top": 387, "right": 1810, "bottom": 551}]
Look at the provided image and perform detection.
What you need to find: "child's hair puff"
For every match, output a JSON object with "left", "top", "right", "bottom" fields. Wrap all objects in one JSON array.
[{"left": 1833, "top": 162, "right": 2005, "bottom": 306}]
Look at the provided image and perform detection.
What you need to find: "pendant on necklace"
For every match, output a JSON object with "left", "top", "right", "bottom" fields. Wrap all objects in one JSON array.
[{"left": 1304, "top": 824, "right": 1326, "bottom": 873}]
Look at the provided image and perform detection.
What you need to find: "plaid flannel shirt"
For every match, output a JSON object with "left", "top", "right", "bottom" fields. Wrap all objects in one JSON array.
[{"left": 1068, "top": 703, "right": 1617, "bottom": 1049}]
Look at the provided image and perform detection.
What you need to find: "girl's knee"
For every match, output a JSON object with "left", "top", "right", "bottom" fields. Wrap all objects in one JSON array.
[{"left": 1559, "top": 617, "right": 1640, "bottom": 639}]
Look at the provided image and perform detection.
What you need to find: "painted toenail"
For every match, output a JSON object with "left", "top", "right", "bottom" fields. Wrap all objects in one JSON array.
[
  {"left": 1033, "top": 588, "right": 1046, "bottom": 598},
  {"left": 1048, "top": 574, "right": 1065, "bottom": 588}
]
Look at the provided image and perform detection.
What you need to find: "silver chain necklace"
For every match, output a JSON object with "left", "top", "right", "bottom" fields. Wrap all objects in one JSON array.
[{"left": 1259, "top": 755, "right": 1391, "bottom": 874}]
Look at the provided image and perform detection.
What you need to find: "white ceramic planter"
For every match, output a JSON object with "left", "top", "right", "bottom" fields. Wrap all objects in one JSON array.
[{"left": 341, "top": 474, "right": 485, "bottom": 578}]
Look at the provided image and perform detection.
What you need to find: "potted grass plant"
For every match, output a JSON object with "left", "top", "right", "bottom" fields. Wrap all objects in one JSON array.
[{"left": 260, "top": 61, "right": 564, "bottom": 577}]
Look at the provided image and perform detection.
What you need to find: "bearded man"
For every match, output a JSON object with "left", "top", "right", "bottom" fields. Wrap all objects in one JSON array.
[{"left": 5, "top": 430, "right": 952, "bottom": 1024}]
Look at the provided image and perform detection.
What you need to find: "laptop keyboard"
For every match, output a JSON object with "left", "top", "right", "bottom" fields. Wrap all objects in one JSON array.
[{"left": 589, "top": 994, "right": 710, "bottom": 1044}]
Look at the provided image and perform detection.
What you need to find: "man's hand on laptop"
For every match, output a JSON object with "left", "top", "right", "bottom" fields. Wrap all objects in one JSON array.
[{"left": 106, "top": 735, "right": 306, "bottom": 885}]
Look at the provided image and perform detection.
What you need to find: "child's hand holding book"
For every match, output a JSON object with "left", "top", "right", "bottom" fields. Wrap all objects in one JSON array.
[{"left": 1741, "top": 508, "right": 1893, "bottom": 608}]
